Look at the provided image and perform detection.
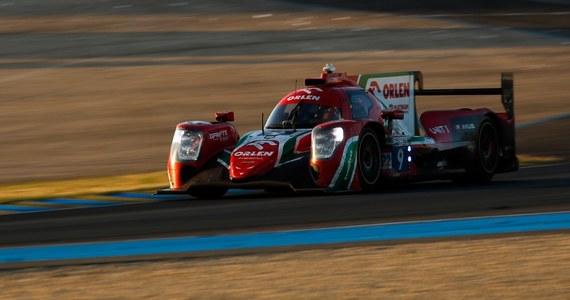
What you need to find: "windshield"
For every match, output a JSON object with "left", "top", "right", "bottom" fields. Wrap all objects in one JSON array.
[{"left": 265, "top": 103, "right": 341, "bottom": 129}]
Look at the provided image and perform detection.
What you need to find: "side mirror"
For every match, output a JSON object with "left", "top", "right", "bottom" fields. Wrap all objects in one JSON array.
[
  {"left": 215, "top": 111, "right": 234, "bottom": 122},
  {"left": 381, "top": 110, "right": 404, "bottom": 120}
]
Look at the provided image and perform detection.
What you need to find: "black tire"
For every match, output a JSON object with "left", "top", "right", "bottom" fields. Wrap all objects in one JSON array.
[
  {"left": 358, "top": 127, "right": 382, "bottom": 192},
  {"left": 468, "top": 118, "right": 500, "bottom": 182},
  {"left": 188, "top": 187, "right": 228, "bottom": 199}
]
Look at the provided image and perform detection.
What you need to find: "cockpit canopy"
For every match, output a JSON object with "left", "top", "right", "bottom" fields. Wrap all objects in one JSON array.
[
  {"left": 265, "top": 87, "right": 345, "bottom": 129},
  {"left": 265, "top": 103, "right": 341, "bottom": 129}
]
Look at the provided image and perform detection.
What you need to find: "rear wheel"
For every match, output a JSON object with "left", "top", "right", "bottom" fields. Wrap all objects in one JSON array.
[
  {"left": 358, "top": 127, "right": 382, "bottom": 192},
  {"left": 466, "top": 118, "right": 500, "bottom": 182}
]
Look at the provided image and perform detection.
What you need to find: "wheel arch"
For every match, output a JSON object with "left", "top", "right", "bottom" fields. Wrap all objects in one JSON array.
[
  {"left": 479, "top": 112, "right": 505, "bottom": 157},
  {"left": 363, "top": 121, "right": 386, "bottom": 146},
  {"left": 356, "top": 125, "right": 383, "bottom": 192}
]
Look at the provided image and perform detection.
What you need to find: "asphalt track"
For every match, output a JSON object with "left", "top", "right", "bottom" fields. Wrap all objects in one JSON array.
[{"left": 1, "top": 159, "right": 569, "bottom": 249}]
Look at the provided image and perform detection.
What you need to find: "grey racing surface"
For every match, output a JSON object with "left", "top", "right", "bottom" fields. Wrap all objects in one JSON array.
[
  {"left": 0, "top": 0, "right": 569, "bottom": 251},
  {"left": 0, "top": 161, "right": 568, "bottom": 248}
]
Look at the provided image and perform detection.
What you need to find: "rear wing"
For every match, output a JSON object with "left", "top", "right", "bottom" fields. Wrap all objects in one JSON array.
[
  {"left": 415, "top": 72, "right": 514, "bottom": 119},
  {"left": 357, "top": 71, "right": 514, "bottom": 135}
]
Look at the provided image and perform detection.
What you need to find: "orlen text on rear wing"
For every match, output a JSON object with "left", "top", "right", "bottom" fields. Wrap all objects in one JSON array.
[
  {"left": 357, "top": 71, "right": 514, "bottom": 135},
  {"left": 357, "top": 71, "right": 422, "bottom": 135}
]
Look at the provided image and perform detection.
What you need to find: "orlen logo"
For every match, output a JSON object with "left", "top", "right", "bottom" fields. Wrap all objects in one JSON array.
[
  {"left": 369, "top": 81, "right": 410, "bottom": 99},
  {"left": 233, "top": 151, "right": 274, "bottom": 157},
  {"left": 287, "top": 87, "right": 323, "bottom": 101},
  {"left": 233, "top": 140, "right": 278, "bottom": 157}
]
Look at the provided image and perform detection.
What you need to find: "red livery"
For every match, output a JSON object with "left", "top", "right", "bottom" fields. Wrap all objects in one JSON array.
[{"left": 158, "top": 64, "right": 518, "bottom": 198}]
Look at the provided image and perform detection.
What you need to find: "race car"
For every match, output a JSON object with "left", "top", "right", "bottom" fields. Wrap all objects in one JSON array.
[{"left": 158, "top": 64, "right": 517, "bottom": 198}]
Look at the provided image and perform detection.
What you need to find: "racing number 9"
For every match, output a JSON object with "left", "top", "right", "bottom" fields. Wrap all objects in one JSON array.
[
  {"left": 392, "top": 147, "right": 408, "bottom": 172},
  {"left": 397, "top": 148, "right": 404, "bottom": 170}
]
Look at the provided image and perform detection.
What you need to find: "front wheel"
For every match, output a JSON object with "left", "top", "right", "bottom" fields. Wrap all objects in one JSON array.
[{"left": 357, "top": 127, "right": 382, "bottom": 192}]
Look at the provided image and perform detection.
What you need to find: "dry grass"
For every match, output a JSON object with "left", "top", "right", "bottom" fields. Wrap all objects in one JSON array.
[{"left": 0, "top": 172, "right": 167, "bottom": 203}]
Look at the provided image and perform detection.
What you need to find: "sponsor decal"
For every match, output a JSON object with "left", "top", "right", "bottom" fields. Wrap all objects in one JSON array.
[
  {"left": 455, "top": 123, "right": 475, "bottom": 130},
  {"left": 286, "top": 94, "right": 320, "bottom": 101},
  {"left": 392, "top": 136, "right": 408, "bottom": 146},
  {"left": 233, "top": 140, "right": 278, "bottom": 158},
  {"left": 451, "top": 116, "right": 480, "bottom": 141},
  {"left": 387, "top": 104, "right": 409, "bottom": 112},
  {"left": 209, "top": 130, "right": 228, "bottom": 141},
  {"left": 361, "top": 74, "right": 416, "bottom": 135},
  {"left": 369, "top": 81, "right": 411, "bottom": 100},
  {"left": 429, "top": 125, "right": 450, "bottom": 135},
  {"left": 233, "top": 151, "right": 274, "bottom": 157},
  {"left": 287, "top": 87, "right": 323, "bottom": 101},
  {"left": 233, "top": 130, "right": 311, "bottom": 169}
]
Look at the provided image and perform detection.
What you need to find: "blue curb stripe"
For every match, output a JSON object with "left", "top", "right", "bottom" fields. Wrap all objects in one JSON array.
[
  {"left": 108, "top": 192, "right": 189, "bottom": 200},
  {"left": 1, "top": 211, "right": 569, "bottom": 264},
  {"left": 34, "top": 198, "right": 121, "bottom": 206},
  {"left": 0, "top": 205, "right": 52, "bottom": 213}
]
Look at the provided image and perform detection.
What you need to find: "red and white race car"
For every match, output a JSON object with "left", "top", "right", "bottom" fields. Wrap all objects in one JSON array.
[{"left": 158, "top": 64, "right": 518, "bottom": 198}]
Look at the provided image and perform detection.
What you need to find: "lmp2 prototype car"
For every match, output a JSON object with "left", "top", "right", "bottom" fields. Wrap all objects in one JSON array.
[{"left": 158, "top": 64, "right": 517, "bottom": 198}]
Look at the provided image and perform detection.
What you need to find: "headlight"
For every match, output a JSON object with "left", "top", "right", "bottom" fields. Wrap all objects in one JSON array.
[
  {"left": 312, "top": 127, "right": 344, "bottom": 159},
  {"left": 171, "top": 129, "right": 203, "bottom": 161}
]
